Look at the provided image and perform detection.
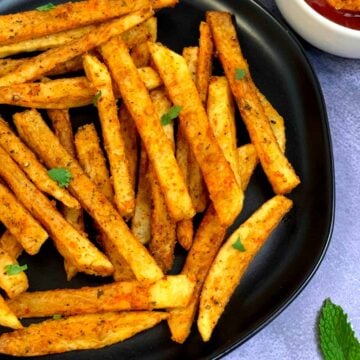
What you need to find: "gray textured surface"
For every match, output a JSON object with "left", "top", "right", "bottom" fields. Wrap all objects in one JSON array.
[{"left": 225, "top": 1, "right": 360, "bottom": 359}]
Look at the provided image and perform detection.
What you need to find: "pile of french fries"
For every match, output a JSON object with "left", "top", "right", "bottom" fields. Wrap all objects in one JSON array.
[{"left": 0, "top": 0, "right": 300, "bottom": 356}]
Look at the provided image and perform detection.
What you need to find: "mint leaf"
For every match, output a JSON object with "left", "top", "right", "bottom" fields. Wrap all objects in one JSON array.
[
  {"left": 5, "top": 264, "right": 28, "bottom": 275},
  {"left": 52, "top": 314, "right": 62, "bottom": 320},
  {"left": 235, "top": 68, "right": 246, "bottom": 80},
  {"left": 319, "top": 299, "right": 360, "bottom": 360},
  {"left": 93, "top": 90, "right": 102, "bottom": 107},
  {"left": 48, "top": 168, "right": 72, "bottom": 188},
  {"left": 232, "top": 237, "right": 246, "bottom": 252},
  {"left": 160, "top": 105, "right": 182, "bottom": 126},
  {"left": 36, "top": 3, "right": 56, "bottom": 11}
]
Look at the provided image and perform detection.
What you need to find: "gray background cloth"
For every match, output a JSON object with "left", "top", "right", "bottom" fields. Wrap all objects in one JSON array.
[{"left": 225, "top": 0, "right": 360, "bottom": 359}]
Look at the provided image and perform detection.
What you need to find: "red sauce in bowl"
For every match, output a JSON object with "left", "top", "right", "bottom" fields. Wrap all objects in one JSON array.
[{"left": 305, "top": 0, "right": 360, "bottom": 30}]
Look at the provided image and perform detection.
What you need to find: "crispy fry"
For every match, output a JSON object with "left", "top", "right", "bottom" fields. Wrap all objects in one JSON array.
[
  {"left": 0, "top": 295, "right": 22, "bottom": 330},
  {"left": 131, "top": 42, "right": 151, "bottom": 67},
  {"left": 197, "top": 22, "right": 213, "bottom": 104},
  {"left": 8, "top": 275, "right": 194, "bottom": 318},
  {"left": 131, "top": 144, "right": 152, "bottom": 244},
  {"left": 83, "top": 54, "right": 134, "bottom": 218},
  {"left": 0, "top": 247, "right": 28, "bottom": 299},
  {"left": 237, "top": 144, "right": 258, "bottom": 191},
  {"left": 198, "top": 195, "right": 293, "bottom": 341},
  {"left": 0, "top": 311, "right": 168, "bottom": 357},
  {"left": 0, "top": 118, "right": 80, "bottom": 210},
  {"left": 0, "top": 231, "right": 23, "bottom": 259},
  {"left": 0, "top": 141, "right": 113, "bottom": 277},
  {"left": 176, "top": 219, "right": 194, "bottom": 251},
  {"left": 14, "top": 109, "right": 163, "bottom": 282},
  {"left": 149, "top": 42, "right": 243, "bottom": 225},
  {"left": 0, "top": 0, "right": 149, "bottom": 46},
  {"left": 151, "top": 0, "right": 178, "bottom": 8},
  {"left": 0, "top": 8, "right": 154, "bottom": 86},
  {"left": 207, "top": 76, "right": 241, "bottom": 186},
  {"left": 0, "top": 182, "right": 48, "bottom": 255},
  {"left": 207, "top": 11, "right": 300, "bottom": 194},
  {"left": 182, "top": 46, "right": 199, "bottom": 82},
  {"left": 101, "top": 37, "right": 194, "bottom": 221}
]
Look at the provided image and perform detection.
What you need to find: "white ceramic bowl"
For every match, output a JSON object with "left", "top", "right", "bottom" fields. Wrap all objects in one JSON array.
[{"left": 275, "top": 0, "right": 360, "bottom": 58}]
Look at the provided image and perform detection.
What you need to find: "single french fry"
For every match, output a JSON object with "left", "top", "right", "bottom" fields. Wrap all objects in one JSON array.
[
  {"left": 131, "top": 42, "right": 151, "bottom": 67},
  {"left": 0, "top": 311, "right": 168, "bottom": 357},
  {"left": 176, "top": 219, "right": 194, "bottom": 252},
  {"left": 0, "top": 247, "right": 28, "bottom": 299},
  {"left": 198, "top": 195, "right": 293, "bottom": 341},
  {"left": 151, "top": 0, "right": 178, "bottom": 8},
  {"left": 14, "top": 109, "right": 163, "bottom": 282},
  {"left": 101, "top": 37, "right": 194, "bottom": 221},
  {"left": 237, "top": 144, "right": 259, "bottom": 191},
  {"left": 0, "top": 143, "right": 113, "bottom": 277},
  {"left": 148, "top": 42, "right": 243, "bottom": 226},
  {"left": 0, "top": 0, "right": 149, "bottom": 46},
  {"left": 0, "top": 182, "right": 48, "bottom": 255},
  {"left": 131, "top": 144, "right": 152, "bottom": 245},
  {"left": 0, "top": 295, "right": 22, "bottom": 330},
  {"left": 0, "top": 118, "right": 80, "bottom": 210},
  {"left": 75, "top": 124, "right": 114, "bottom": 202},
  {"left": 8, "top": 275, "right": 194, "bottom": 318},
  {"left": 0, "top": 8, "right": 154, "bottom": 86},
  {"left": 207, "top": 76, "right": 241, "bottom": 186},
  {"left": 83, "top": 54, "right": 134, "bottom": 218},
  {"left": 197, "top": 22, "right": 213, "bottom": 104},
  {"left": 207, "top": 11, "right": 300, "bottom": 194},
  {"left": 148, "top": 89, "right": 177, "bottom": 272},
  {"left": 182, "top": 46, "right": 208, "bottom": 214},
  {"left": 145, "top": 16, "right": 157, "bottom": 42},
  {"left": 0, "top": 231, "right": 23, "bottom": 260}
]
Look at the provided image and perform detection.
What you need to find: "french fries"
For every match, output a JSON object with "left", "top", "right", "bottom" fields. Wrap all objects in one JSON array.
[
  {"left": 148, "top": 42, "right": 243, "bottom": 226},
  {"left": 0, "top": 182, "right": 48, "bottom": 255},
  {"left": 0, "top": 311, "right": 168, "bottom": 357},
  {"left": 8, "top": 275, "right": 194, "bottom": 318},
  {"left": 0, "top": 295, "right": 22, "bottom": 330},
  {"left": 207, "top": 11, "right": 300, "bottom": 194},
  {"left": 14, "top": 109, "right": 163, "bottom": 282},
  {"left": 0, "top": 232, "right": 23, "bottom": 260},
  {"left": 101, "top": 37, "right": 195, "bottom": 221},
  {"left": 237, "top": 144, "right": 259, "bottom": 191},
  {"left": 198, "top": 195, "right": 293, "bottom": 341}
]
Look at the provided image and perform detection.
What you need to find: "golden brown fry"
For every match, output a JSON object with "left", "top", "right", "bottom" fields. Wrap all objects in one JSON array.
[
  {"left": 83, "top": 54, "right": 134, "bottom": 218},
  {"left": 0, "top": 8, "right": 154, "bottom": 86},
  {"left": 182, "top": 46, "right": 199, "bottom": 82},
  {"left": 207, "top": 11, "right": 300, "bottom": 194},
  {"left": 237, "top": 144, "right": 259, "bottom": 191},
  {"left": 0, "top": 182, "right": 48, "bottom": 255},
  {"left": 149, "top": 42, "right": 243, "bottom": 226},
  {"left": 8, "top": 275, "right": 194, "bottom": 318},
  {"left": 0, "top": 231, "right": 23, "bottom": 260},
  {"left": 131, "top": 42, "right": 151, "bottom": 67},
  {"left": 176, "top": 219, "right": 194, "bottom": 251},
  {"left": 197, "top": 22, "right": 213, "bottom": 104},
  {"left": 151, "top": 0, "right": 178, "bottom": 8},
  {"left": 0, "top": 247, "right": 28, "bottom": 299},
  {"left": 101, "top": 37, "right": 194, "bottom": 221},
  {"left": 14, "top": 109, "right": 163, "bottom": 282},
  {"left": 131, "top": 144, "right": 152, "bottom": 245},
  {"left": 0, "top": 295, "right": 22, "bottom": 330},
  {"left": 0, "top": 118, "right": 80, "bottom": 210},
  {"left": 0, "top": 0, "right": 149, "bottom": 46},
  {"left": 0, "top": 311, "right": 168, "bottom": 357},
  {"left": 0, "top": 141, "right": 113, "bottom": 277},
  {"left": 198, "top": 195, "right": 293, "bottom": 341},
  {"left": 207, "top": 76, "right": 241, "bottom": 186}
]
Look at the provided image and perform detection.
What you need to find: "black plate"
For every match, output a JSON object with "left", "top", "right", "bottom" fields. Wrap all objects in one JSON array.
[{"left": 0, "top": 0, "right": 334, "bottom": 359}]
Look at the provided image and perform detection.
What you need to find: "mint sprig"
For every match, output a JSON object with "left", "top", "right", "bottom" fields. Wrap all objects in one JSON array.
[{"left": 48, "top": 168, "right": 72, "bottom": 188}]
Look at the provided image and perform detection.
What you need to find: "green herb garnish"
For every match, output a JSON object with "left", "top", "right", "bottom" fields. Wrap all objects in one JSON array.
[
  {"left": 93, "top": 90, "right": 102, "bottom": 107},
  {"left": 36, "top": 3, "right": 56, "bottom": 11},
  {"left": 5, "top": 264, "right": 28, "bottom": 276},
  {"left": 232, "top": 237, "right": 246, "bottom": 252},
  {"left": 235, "top": 68, "right": 246, "bottom": 80},
  {"left": 52, "top": 314, "right": 62, "bottom": 320},
  {"left": 160, "top": 105, "right": 182, "bottom": 126},
  {"left": 47, "top": 168, "right": 72, "bottom": 188}
]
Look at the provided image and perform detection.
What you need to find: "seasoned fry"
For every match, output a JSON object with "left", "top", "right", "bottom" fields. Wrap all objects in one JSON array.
[
  {"left": 0, "top": 8, "right": 154, "bottom": 86},
  {"left": 0, "top": 311, "right": 168, "bottom": 357},
  {"left": 131, "top": 42, "right": 151, "bottom": 67},
  {"left": 0, "top": 232, "right": 23, "bottom": 260},
  {"left": 83, "top": 54, "right": 134, "bottom": 218},
  {"left": 176, "top": 220, "right": 194, "bottom": 251},
  {"left": 0, "top": 118, "right": 80, "bottom": 210},
  {"left": 207, "top": 76, "right": 241, "bottom": 186},
  {"left": 182, "top": 46, "right": 199, "bottom": 82},
  {"left": 237, "top": 144, "right": 258, "bottom": 191},
  {"left": 131, "top": 144, "right": 152, "bottom": 244},
  {"left": 148, "top": 42, "right": 243, "bottom": 225},
  {"left": 207, "top": 11, "right": 300, "bottom": 194},
  {"left": 101, "top": 37, "right": 194, "bottom": 221},
  {"left": 0, "top": 142, "right": 113, "bottom": 277},
  {"left": 8, "top": 275, "right": 195, "bottom": 318},
  {"left": 151, "top": 0, "right": 178, "bottom": 8},
  {"left": 0, "top": 295, "right": 22, "bottom": 330},
  {"left": 0, "top": 247, "right": 28, "bottom": 299},
  {"left": 197, "top": 22, "right": 213, "bottom": 104},
  {"left": 14, "top": 109, "right": 163, "bottom": 282},
  {"left": 0, "top": 182, "right": 48, "bottom": 255},
  {"left": 0, "top": 0, "right": 149, "bottom": 46},
  {"left": 198, "top": 195, "right": 293, "bottom": 341}
]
